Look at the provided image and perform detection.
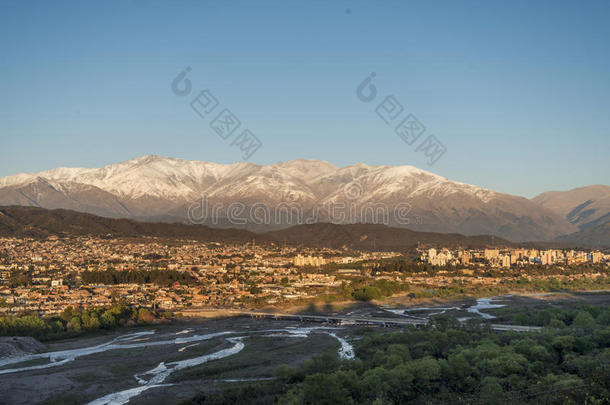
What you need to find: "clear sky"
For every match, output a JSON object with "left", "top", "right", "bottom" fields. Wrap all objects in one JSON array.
[{"left": 1, "top": 0, "right": 608, "bottom": 198}]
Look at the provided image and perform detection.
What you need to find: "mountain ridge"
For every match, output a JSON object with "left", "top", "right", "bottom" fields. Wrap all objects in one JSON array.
[
  {"left": 0, "top": 155, "right": 580, "bottom": 242},
  {"left": 532, "top": 185, "right": 610, "bottom": 247},
  {"left": 532, "top": 185, "right": 610, "bottom": 229},
  {"left": 0, "top": 206, "right": 517, "bottom": 250}
]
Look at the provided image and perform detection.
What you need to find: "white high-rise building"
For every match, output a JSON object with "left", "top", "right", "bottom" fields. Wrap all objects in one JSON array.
[{"left": 294, "top": 255, "right": 326, "bottom": 267}]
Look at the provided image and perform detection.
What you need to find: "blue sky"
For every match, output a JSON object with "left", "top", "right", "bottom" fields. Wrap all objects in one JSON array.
[{"left": 1, "top": 0, "right": 608, "bottom": 198}]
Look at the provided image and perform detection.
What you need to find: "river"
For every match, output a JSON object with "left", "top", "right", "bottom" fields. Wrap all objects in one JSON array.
[
  {"left": 385, "top": 296, "right": 507, "bottom": 320},
  {"left": 0, "top": 325, "right": 355, "bottom": 405}
]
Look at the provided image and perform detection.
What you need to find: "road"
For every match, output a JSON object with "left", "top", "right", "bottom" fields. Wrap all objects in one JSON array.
[{"left": 180, "top": 308, "right": 542, "bottom": 333}]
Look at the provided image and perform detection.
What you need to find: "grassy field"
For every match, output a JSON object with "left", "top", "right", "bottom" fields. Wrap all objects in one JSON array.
[{"left": 170, "top": 333, "right": 339, "bottom": 382}]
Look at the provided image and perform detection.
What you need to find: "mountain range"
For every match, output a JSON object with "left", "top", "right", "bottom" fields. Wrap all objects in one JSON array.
[
  {"left": 0, "top": 206, "right": 512, "bottom": 250},
  {"left": 0, "top": 155, "right": 607, "bottom": 245},
  {"left": 532, "top": 185, "right": 610, "bottom": 247}
]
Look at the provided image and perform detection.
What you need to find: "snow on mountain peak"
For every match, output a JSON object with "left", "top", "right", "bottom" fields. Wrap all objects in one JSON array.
[
  {"left": 0, "top": 155, "right": 497, "bottom": 203},
  {"left": 0, "top": 155, "right": 581, "bottom": 241}
]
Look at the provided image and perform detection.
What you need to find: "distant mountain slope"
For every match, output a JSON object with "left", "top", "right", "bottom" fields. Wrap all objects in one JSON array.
[
  {"left": 532, "top": 185, "right": 610, "bottom": 229},
  {"left": 554, "top": 221, "right": 610, "bottom": 248},
  {"left": 0, "top": 155, "right": 576, "bottom": 241},
  {"left": 266, "top": 223, "right": 513, "bottom": 250},
  {"left": 0, "top": 206, "right": 267, "bottom": 243},
  {"left": 0, "top": 206, "right": 514, "bottom": 250}
]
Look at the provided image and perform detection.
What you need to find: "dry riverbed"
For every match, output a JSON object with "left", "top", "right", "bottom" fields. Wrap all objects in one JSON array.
[
  {"left": 2, "top": 291, "right": 610, "bottom": 405},
  {"left": 0, "top": 317, "right": 356, "bottom": 405}
]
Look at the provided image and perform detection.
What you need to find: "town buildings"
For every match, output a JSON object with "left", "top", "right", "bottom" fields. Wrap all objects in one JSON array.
[{"left": 0, "top": 235, "right": 607, "bottom": 316}]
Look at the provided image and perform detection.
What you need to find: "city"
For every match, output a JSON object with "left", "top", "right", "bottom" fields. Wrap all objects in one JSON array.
[
  {"left": 2, "top": 1, "right": 610, "bottom": 404},
  {"left": 1, "top": 236, "right": 606, "bottom": 316}
]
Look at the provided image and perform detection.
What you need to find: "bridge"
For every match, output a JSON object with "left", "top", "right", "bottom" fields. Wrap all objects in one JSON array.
[{"left": 181, "top": 308, "right": 542, "bottom": 333}]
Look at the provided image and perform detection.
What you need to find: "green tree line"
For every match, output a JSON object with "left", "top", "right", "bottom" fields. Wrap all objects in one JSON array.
[
  {"left": 185, "top": 306, "right": 610, "bottom": 404},
  {"left": 0, "top": 304, "right": 162, "bottom": 341}
]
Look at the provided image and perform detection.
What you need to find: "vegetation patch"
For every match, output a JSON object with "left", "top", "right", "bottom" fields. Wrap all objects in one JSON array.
[
  {"left": 182, "top": 306, "right": 610, "bottom": 404},
  {"left": 171, "top": 334, "right": 338, "bottom": 383}
]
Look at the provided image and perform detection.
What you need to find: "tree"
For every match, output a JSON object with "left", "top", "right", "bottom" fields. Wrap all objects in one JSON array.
[
  {"left": 138, "top": 308, "right": 154, "bottom": 323},
  {"left": 480, "top": 377, "right": 504, "bottom": 403},
  {"left": 101, "top": 311, "right": 117, "bottom": 328},
  {"left": 60, "top": 306, "right": 74, "bottom": 322},
  {"left": 301, "top": 373, "right": 353, "bottom": 405},
  {"left": 572, "top": 311, "right": 596, "bottom": 331},
  {"left": 83, "top": 313, "right": 101, "bottom": 330},
  {"left": 406, "top": 357, "right": 441, "bottom": 392},
  {"left": 67, "top": 317, "right": 82, "bottom": 333}
]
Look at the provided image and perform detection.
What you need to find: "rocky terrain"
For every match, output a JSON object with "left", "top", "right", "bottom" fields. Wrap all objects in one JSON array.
[{"left": 0, "top": 337, "right": 46, "bottom": 361}]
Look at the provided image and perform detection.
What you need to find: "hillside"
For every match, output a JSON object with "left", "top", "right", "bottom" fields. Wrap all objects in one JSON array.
[
  {"left": 532, "top": 185, "right": 610, "bottom": 229},
  {"left": 0, "top": 206, "right": 515, "bottom": 250},
  {"left": 0, "top": 206, "right": 267, "bottom": 243},
  {"left": 0, "top": 155, "right": 576, "bottom": 242},
  {"left": 266, "top": 222, "right": 513, "bottom": 250}
]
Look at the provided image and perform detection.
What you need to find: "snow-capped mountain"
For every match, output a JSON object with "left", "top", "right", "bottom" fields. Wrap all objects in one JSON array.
[{"left": 0, "top": 155, "right": 577, "bottom": 241}]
